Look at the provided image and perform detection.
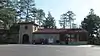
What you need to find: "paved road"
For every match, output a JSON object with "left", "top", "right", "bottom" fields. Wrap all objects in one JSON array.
[{"left": 0, "top": 44, "right": 99, "bottom": 56}]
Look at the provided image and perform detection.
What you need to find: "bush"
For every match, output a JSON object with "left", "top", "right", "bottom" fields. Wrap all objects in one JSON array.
[{"left": 88, "top": 37, "right": 100, "bottom": 45}]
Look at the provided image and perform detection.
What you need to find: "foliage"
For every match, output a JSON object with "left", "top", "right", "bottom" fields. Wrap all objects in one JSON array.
[
  {"left": 36, "top": 9, "right": 45, "bottom": 26},
  {"left": 81, "top": 9, "right": 100, "bottom": 44},
  {"left": 67, "top": 11, "right": 75, "bottom": 28},
  {"left": 1, "top": 23, "right": 20, "bottom": 44},
  {"left": 59, "top": 13, "right": 68, "bottom": 29},
  {"left": 9, "top": 23, "right": 20, "bottom": 33},
  {"left": 43, "top": 12, "right": 56, "bottom": 28},
  {"left": 59, "top": 11, "right": 75, "bottom": 29},
  {"left": 0, "top": 0, "right": 17, "bottom": 44},
  {"left": 13, "top": 0, "right": 36, "bottom": 22},
  {"left": 0, "top": 0, "right": 16, "bottom": 29},
  {"left": 72, "top": 23, "right": 77, "bottom": 28}
]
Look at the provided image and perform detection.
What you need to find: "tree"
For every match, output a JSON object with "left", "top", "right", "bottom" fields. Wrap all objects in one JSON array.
[
  {"left": 14, "top": 0, "right": 36, "bottom": 22},
  {"left": 0, "top": 0, "right": 16, "bottom": 43},
  {"left": 59, "top": 11, "right": 75, "bottom": 29},
  {"left": 72, "top": 23, "right": 77, "bottom": 28},
  {"left": 59, "top": 13, "right": 68, "bottom": 29},
  {"left": 36, "top": 9, "right": 45, "bottom": 26},
  {"left": 0, "top": 0, "right": 16, "bottom": 29},
  {"left": 0, "top": 0, "right": 7, "bottom": 8},
  {"left": 67, "top": 11, "right": 75, "bottom": 28},
  {"left": 81, "top": 9, "right": 100, "bottom": 44},
  {"left": 43, "top": 12, "right": 56, "bottom": 28},
  {"left": 0, "top": 0, "right": 14, "bottom": 8}
]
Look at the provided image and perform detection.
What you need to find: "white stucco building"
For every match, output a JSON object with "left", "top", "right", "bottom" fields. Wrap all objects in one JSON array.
[
  {"left": 18, "top": 22, "right": 38, "bottom": 44},
  {"left": 18, "top": 22, "right": 88, "bottom": 44}
]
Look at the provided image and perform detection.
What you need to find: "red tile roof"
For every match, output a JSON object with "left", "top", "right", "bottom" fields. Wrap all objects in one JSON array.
[{"left": 33, "top": 28, "right": 88, "bottom": 34}]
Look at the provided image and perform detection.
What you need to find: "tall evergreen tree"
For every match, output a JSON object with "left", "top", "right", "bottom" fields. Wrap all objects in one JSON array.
[
  {"left": 59, "top": 11, "right": 75, "bottom": 29},
  {"left": 81, "top": 9, "right": 100, "bottom": 44},
  {"left": 14, "top": 0, "right": 36, "bottom": 22},
  {"left": 36, "top": 9, "right": 45, "bottom": 26},
  {"left": 0, "top": 0, "right": 16, "bottom": 29},
  {"left": 43, "top": 12, "right": 56, "bottom": 28},
  {"left": 67, "top": 11, "right": 75, "bottom": 28},
  {"left": 59, "top": 13, "right": 69, "bottom": 29},
  {"left": 72, "top": 23, "right": 77, "bottom": 28}
]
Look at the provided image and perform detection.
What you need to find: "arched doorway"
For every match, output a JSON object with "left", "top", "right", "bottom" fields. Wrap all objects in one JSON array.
[{"left": 22, "top": 34, "right": 30, "bottom": 44}]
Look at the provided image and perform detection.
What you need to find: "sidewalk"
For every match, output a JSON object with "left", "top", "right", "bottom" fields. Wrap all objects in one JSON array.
[{"left": 76, "top": 45, "right": 95, "bottom": 47}]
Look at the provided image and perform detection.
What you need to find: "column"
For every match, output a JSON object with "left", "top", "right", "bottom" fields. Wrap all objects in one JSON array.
[
  {"left": 18, "top": 33, "right": 21, "bottom": 44},
  {"left": 77, "top": 34, "right": 79, "bottom": 42}
]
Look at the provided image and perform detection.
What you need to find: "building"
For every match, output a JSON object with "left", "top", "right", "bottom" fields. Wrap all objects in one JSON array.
[
  {"left": 18, "top": 22, "right": 38, "bottom": 44},
  {"left": 33, "top": 29, "right": 88, "bottom": 44},
  {"left": 18, "top": 22, "right": 88, "bottom": 44}
]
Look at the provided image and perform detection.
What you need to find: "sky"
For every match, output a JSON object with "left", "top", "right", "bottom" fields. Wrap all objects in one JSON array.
[{"left": 35, "top": 0, "right": 100, "bottom": 28}]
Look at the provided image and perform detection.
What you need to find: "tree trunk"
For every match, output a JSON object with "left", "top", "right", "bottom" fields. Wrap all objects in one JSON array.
[
  {"left": 63, "top": 19, "right": 66, "bottom": 29},
  {"left": 70, "top": 21, "right": 71, "bottom": 29},
  {"left": 38, "top": 20, "right": 41, "bottom": 28},
  {"left": 4, "top": 24, "right": 7, "bottom": 30},
  {"left": 26, "top": 8, "right": 28, "bottom": 22}
]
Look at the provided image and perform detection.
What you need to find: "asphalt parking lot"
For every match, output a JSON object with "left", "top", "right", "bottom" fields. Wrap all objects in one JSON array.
[{"left": 0, "top": 44, "right": 99, "bottom": 56}]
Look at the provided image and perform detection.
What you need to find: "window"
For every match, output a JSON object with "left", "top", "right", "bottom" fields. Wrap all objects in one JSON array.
[
  {"left": 25, "top": 26, "right": 28, "bottom": 30},
  {"left": 66, "top": 34, "right": 70, "bottom": 37},
  {"left": 34, "top": 27, "right": 37, "bottom": 30},
  {"left": 34, "top": 26, "right": 37, "bottom": 30},
  {"left": 71, "top": 34, "right": 74, "bottom": 38}
]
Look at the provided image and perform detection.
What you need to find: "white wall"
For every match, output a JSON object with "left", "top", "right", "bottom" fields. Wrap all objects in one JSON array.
[{"left": 32, "top": 26, "right": 38, "bottom": 32}]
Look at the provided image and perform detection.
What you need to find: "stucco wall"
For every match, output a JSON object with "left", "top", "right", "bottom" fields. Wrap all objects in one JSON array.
[
  {"left": 19, "top": 24, "right": 37, "bottom": 44},
  {"left": 32, "top": 26, "right": 38, "bottom": 32},
  {"left": 19, "top": 24, "right": 33, "bottom": 33},
  {"left": 33, "top": 34, "right": 60, "bottom": 42}
]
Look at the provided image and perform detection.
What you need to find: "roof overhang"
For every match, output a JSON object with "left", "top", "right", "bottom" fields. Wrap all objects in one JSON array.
[
  {"left": 33, "top": 29, "right": 88, "bottom": 34},
  {"left": 18, "top": 22, "right": 38, "bottom": 26}
]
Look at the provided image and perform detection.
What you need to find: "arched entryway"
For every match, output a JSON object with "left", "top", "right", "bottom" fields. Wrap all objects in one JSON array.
[{"left": 22, "top": 34, "right": 30, "bottom": 44}]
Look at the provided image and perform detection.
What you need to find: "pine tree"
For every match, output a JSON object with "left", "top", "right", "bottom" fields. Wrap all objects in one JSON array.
[
  {"left": 81, "top": 9, "right": 100, "bottom": 44},
  {"left": 0, "top": 0, "right": 16, "bottom": 29},
  {"left": 14, "top": 0, "right": 36, "bottom": 22},
  {"left": 43, "top": 12, "right": 56, "bottom": 28},
  {"left": 59, "top": 11, "right": 75, "bottom": 29},
  {"left": 36, "top": 9, "right": 45, "bottom": 26}
]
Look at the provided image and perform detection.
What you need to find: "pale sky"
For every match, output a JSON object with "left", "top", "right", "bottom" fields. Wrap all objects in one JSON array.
[{"left": 35, "top": 0, "right": 100, "bottom": 28}]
